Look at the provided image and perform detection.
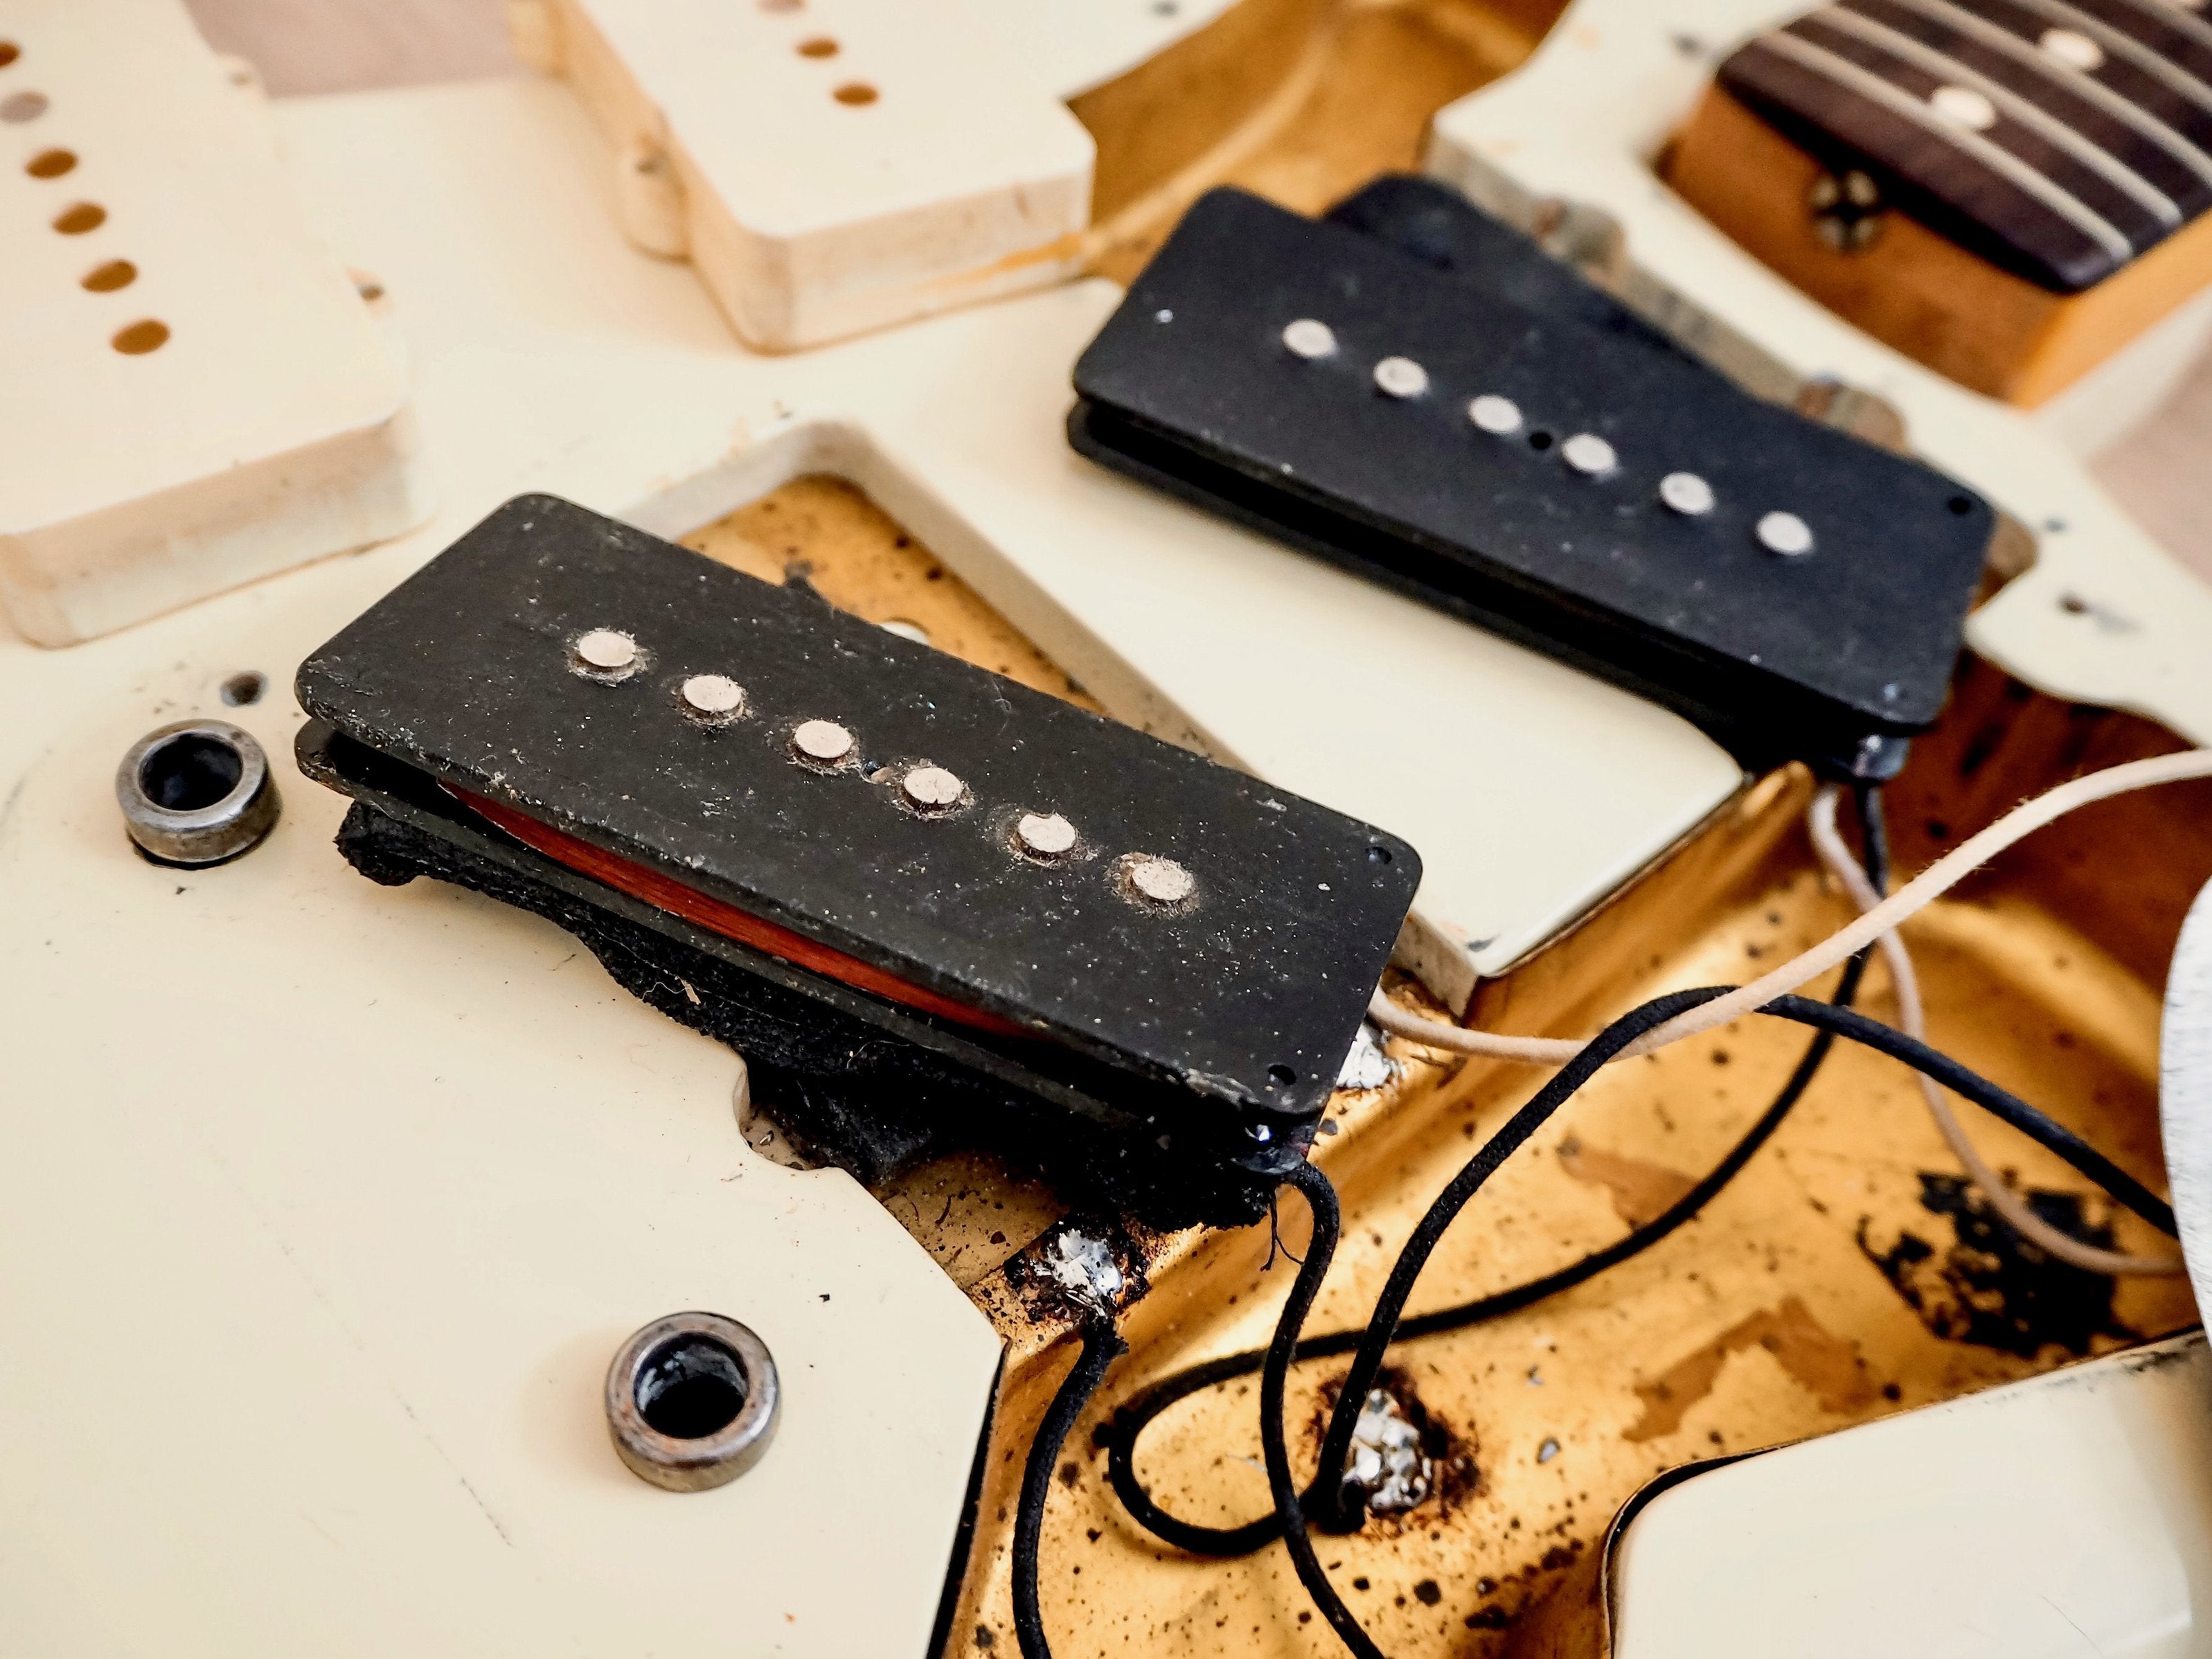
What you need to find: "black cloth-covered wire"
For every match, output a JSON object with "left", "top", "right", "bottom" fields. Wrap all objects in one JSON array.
[
  {"left": 1104, "top": 792, "right": 1891, "bottom": 1556},
  {"left": 1303, "top": 982, "right": 2182, "bottom": 1540},
  {"left": 1259, "top": 982, "right": 2186, "bottom": 1659},
  {"left": 1259, "top": 1160, "right": 1382, "bottom": 1659},
  {"left": 1105, "top": 966, "right": 1877, "bottom": 1552},
  {"left": 1763, "top": 995, "right": 2177, "bottom": 1232},
  {"left": 1105, "top": 983, "right": 1876, "bottom": 1545},
  {"left": 1267, "top": 991, "right": 1714, "bottom": 1658},
  {"left": 1301, "top": 987, "right": 1726, "bottom": 1534},
  {"left": 1107, "top": 974, "right": 2183, "bottom": 1556},
  {"left": 1103, "top": 967, "right": 1873, "bottom": 1552},
  {"left": 1013, "top": 1318, "right": 1128, "bottom": 1659}
]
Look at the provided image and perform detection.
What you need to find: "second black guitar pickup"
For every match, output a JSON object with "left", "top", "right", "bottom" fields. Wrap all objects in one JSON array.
[
  {"left": 1069, "top": 187, "right": 1996, "bottom": 768},
  {"left": 294, "top": 495, "right": 1420, "bottom": 1225}
]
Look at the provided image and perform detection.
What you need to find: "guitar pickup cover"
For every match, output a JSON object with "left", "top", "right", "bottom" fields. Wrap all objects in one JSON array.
[
  {"left": 294, "top": 495, "right": 1419, "bottom": 1225},
  {"left": 1069, "top": 187, "right": 1997, "bottom": 768}
]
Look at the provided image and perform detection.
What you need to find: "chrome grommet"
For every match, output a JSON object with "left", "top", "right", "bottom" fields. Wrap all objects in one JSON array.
[
  {"left": 605, "top": 1312, "right": 780, "bottom": 1492},
  {"left": 116, "top": 719, "right": 280, "bottom": 866}
]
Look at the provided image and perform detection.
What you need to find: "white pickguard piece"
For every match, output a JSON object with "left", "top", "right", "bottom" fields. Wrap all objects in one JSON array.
[
  {"left": 0, "top": 647, "right": 1004, "bottom": 1658},
  {"left": 506, "top": 0, "right": 1258, "bottom": 355},
  {"left": 2161, "top": 878, "right": 2212, "bottom": 1319},
  {"left": 1428, "top": 0, "right": 2212, "bottom": 746},
  {"left": 1610, "top": 1334, "right": 2212, "bottom": 1658},
  {"left": 0, "top": 0, "right": 431, "bottom": 648},
  {"left": 513, "top": 0, "right": 1097, "bottom": 351}
]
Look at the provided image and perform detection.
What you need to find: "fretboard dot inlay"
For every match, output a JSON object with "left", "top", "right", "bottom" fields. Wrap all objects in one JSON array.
[
  {"left": 2036, "top": 26, "right": 2104, "bottom": 72},
  {"left": 1929, "top": 83, "right": 1999, "bottom": 132}
]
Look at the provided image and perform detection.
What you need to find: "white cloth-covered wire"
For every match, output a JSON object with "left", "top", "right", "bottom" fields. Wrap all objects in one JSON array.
[
  {"left": 1368, "top": 749, "right": 2211, "bottom": 1275},
  {"left": 1369, "top": 748, "right": 2212, "bottom": 1067}
]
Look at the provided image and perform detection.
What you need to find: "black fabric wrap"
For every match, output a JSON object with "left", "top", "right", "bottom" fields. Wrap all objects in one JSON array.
[{"left": 337, "top": 801, "right": 1283, "bottom": 1229}]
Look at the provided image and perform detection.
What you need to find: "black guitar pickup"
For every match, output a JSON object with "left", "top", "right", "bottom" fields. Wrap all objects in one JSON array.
[
  {"left": 294, "top": 495, "right": 1419, "bottom": 1225},
  {"left": 1069, "top": 187, "right": 1995, "bottom": 767}
]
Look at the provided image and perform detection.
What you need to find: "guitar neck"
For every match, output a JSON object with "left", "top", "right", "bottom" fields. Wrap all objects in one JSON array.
[{"left": 1718, "top": 0, "right": 2212, "bottom": 290}]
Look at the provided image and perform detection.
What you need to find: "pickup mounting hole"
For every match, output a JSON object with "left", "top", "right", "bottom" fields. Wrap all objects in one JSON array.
[
  {"left": 139, "top": 731, "right": 243, "bottom": 813},
  {"left": 1267, "top": 1064, "right": 1298, "bottom": 1087},
  {"left": 636, "top": 1335, "right": 749, "bottom": 1439}
]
